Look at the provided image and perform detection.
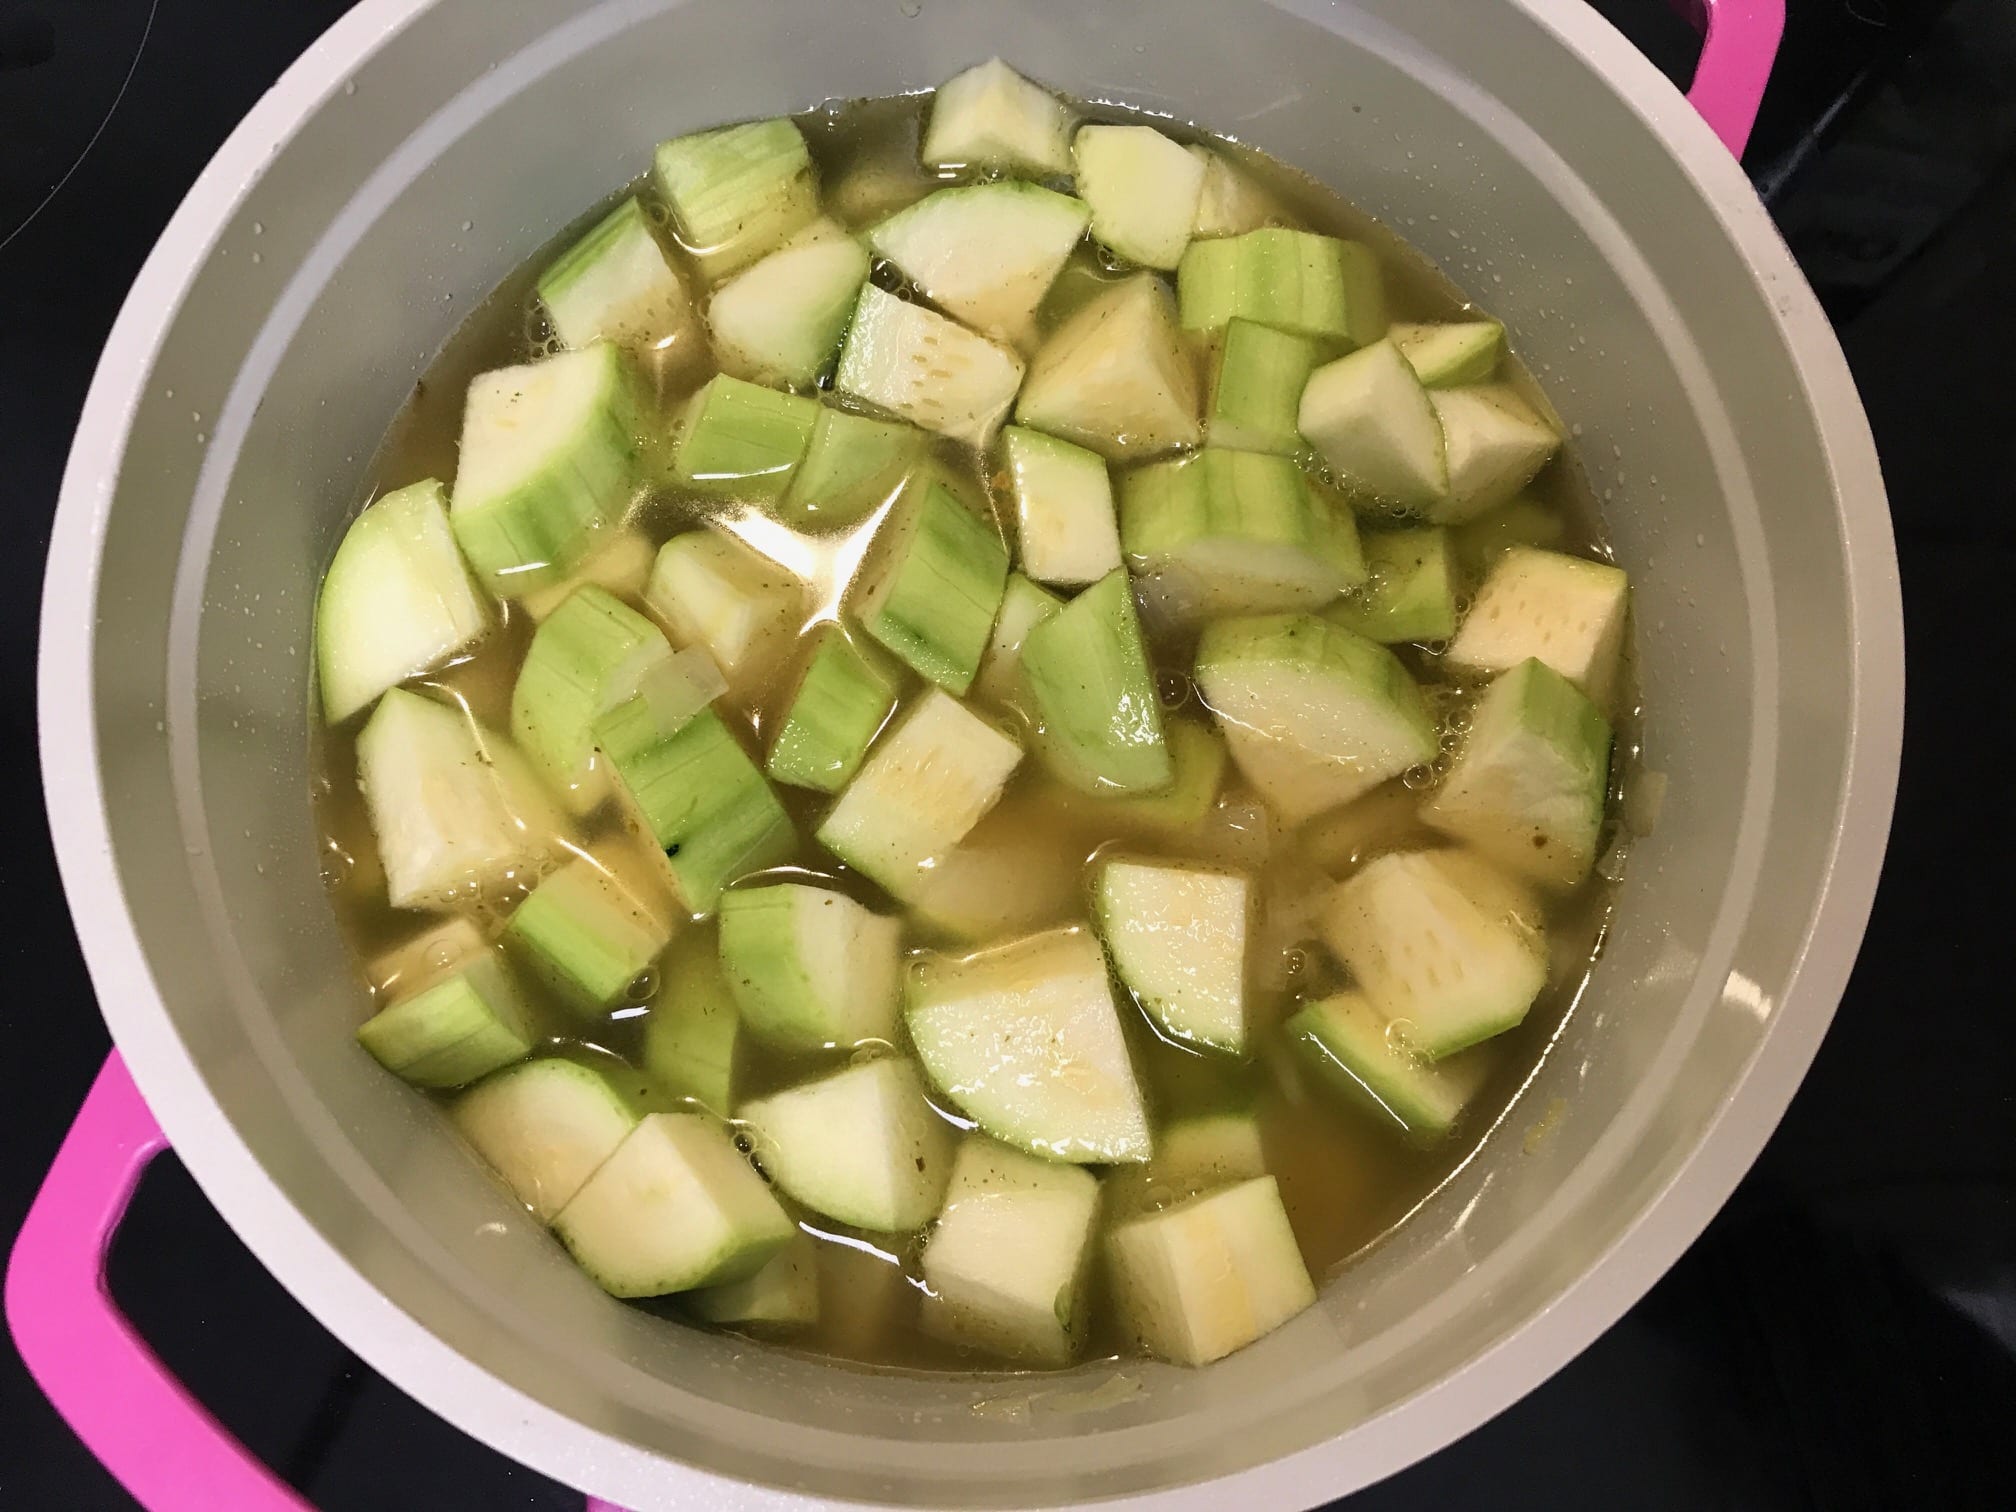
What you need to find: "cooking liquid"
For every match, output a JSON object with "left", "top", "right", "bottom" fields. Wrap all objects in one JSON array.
[{"left": 311, "top": 91, "right": 1635, "bottom": 1372}]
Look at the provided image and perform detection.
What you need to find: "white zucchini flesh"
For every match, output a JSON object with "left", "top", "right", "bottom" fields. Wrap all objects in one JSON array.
[
  {"left": 1097, "top": 860, "right": 1251, "bottom": 1053},
  {"left": 739, "top": 1057, "right": 954, "bottom": 1232},
  {"left": 1428, "top": 384, "right": 1562, "bottom": 523},
  {"left": 833, "top": 285, "right": 1026, "bottom": 449},
  {"left": 450, "top": 1056, "right": 641, "bottom": 1222},
  {"left": 1072, "top": 124, "right": 1205, "bottom": 272},
  {"left": 553, "top": 1112, "right": 796, "bottom": 1298},
  {"left": 1015, "top": 272, "right": 1202, "bottom": 462},
  {"left": 921, "top": 58, "right": 1074, "bottom": 176},
  {"left": 1188, "top": 146, "right": 1282, "bottom": 238},
  {"left": 317, "top": 479, "right": 488, "bottom": 724},
  {"left": 1319, "top": 849, "right": 1548, "bottom": 1059},
  {"left": 644, "top": 529, "right": 805, "bottom": 691},
  {"left": 1002, "top": 426, "right": 1121, "bottom": 587},
  {"left": 1106, "top": 1176, "right": 1316, "bottom": 1366},
  {"left": 970, "top": 572, "right": 1063, "bottom": 710},
  {"left": 920, "top": 1138, "right": 1100, "bottom": 1366},
  {"left": 868, "top": 183, "right": 1090, "bottom": 347},
  {"left": 815, "top": 689, "right": 1023, "bottom": 901},
  {"left": 706, "top": 218, "right": 870, "bottom": 386},
  {"left": 355, "top": 687, "right": 559, "bottom": 911},
  {"left": 1424, "top": 657, "right": 1613, "bottom": 887},
  {"left": 1444, "top": 546, "right": 1630, "bottom": 710},
  {"left": 1193, "top": 612, "right": 1438, "bottom": 825},
  {"left": 906, "top": 926, "right": 1151, "bottom": 1164},
  {"left": 1298, "top": 339, "right": 1447, "bottom": 511}
]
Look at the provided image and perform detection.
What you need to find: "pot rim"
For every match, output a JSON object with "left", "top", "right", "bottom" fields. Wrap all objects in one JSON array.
[{"left": 36, "top": 1, "right": 1903, "bottom": 1506}]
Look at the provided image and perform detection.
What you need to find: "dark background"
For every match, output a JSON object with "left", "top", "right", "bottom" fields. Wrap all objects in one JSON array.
[{"left": 3, "top": 1, "right": 2013, "bottom": 1507}]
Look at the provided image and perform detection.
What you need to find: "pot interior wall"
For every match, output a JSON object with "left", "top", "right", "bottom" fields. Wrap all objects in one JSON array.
[{"left": 84, "top": 0, "right": 1858, "bottom": 1502}]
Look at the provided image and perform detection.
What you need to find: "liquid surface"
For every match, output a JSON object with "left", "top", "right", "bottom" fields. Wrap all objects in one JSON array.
[{"left": 312, "top": 89, "right": 1634, "bottom": 1374}]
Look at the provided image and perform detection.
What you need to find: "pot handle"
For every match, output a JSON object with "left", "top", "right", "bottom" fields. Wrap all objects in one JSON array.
[
  {"left": 1673, "top": 0, "right": 1786, "bottom": 156},
  {"left": 4, "top": 1053, "right": 313, "bottom": 1511},
  {"left": 5, "top": 1053, "right": 637, "bottom": 1512}
]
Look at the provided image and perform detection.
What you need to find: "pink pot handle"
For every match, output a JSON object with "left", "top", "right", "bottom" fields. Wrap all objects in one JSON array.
[
  {"left": 4, "top": 1054, "right": 312, "bottom": 1510},
  {"left": 1673, "top": 0, "right": 1787, "bottom": 156},
  {"left": 3, "top": 1053, "right": 628, "bottom": 1511}
]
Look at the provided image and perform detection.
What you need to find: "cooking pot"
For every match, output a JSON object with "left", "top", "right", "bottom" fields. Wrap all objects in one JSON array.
[{"left": 27, "top": 0, "right": 1902, "bottom": 1506}]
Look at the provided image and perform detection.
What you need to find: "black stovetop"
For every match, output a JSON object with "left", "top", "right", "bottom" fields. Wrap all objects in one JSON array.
[{"left": 2, "top": 2, "right": 2012, "bottom": 1508}]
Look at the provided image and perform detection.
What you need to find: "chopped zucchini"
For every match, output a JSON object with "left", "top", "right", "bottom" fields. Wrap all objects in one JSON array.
[
  {"left": 642, "top": 938, "right": 742, "bottom": 1113},
  {"left": 355, "top": 951, "right": 535, "bottom": 1090},
  {"left": 815, "top": 688, "right": 1023, "bottom": 900},
  {"left": 518, "top": 528, "right": 656, "bottom": 623},
  {"left": 688, "top": 1234, "right": 820, "bottom": 1327},
  {"left": 1424, "top": 658, "right": 1612, "bottom": 887},
  {"left": 1106, "top": 1175, "right": 1316, "bottom": 1366},
  {"left": 828, "top": 152, "right": 938, "bottom": 229},
  {"left": 851, "top": 471, "right": 1009, "bottom": 694},
  {"left": 317, "top": 479, "right": 488, "bottom": 724},
  {"left": 1002, "top": 426, "right": 1121, "bottom": 588},
  {"left": 645, "top": 529, "right": 804, "bottom": 690},
  {"left": 504, "top": 853, "right": 674, "bottom": 1016},
  {"left": 356, "top": 687, "right": 557, "bottom": 911},
  {"left": 594, "top": 696, "right": 794, "bottom": 916},
  {"left": 1020, "top": 568, "right": 1172, "bottom": 795},
  {"left": 1054, "top": 717, "right": 1228, "bottom": 840},
  {"left": 717, "top": 882, "right": 903, "bottom": 1053},
  {"left": 451, "top": 1056, "right": 643, "bottom": 1221},
  {"left": 1015, "top": 273, "right": 1201, "bottom": 461},
  {"left": 554, "top": 1112, "right": 796, "bottom": 1297},
  {"left": 1105, "top": 1109, "right": 1266, "bottom": 1217},
  {"left": 1072, "top": 124, "right": 1205, "bottom": 271},
  {"left": 906, "top": 926, "right": 1151, "bottom": 1164},
  {"left": 510, "top": 585, "right": 672, "bottom": 813},
  {"left": 834, "top": 285, "right": 1025, "bottom": 449},
  {"left": 1444, "top": 546, "right": 1630, "bottom": 710},
  {"left": 669, "top": 374, "right": 820, "bottom": 501},
  {"left": 1177, "top": 228, "right": 1385, "bottom": 344},
  {"left": 1205, "top": 319, "right": 1319, "bottom": 456},
  {"left": 1298, "top": 338, "right": 1446, "bottom": 511},
  {"left": 921, "top": 1138, "right": 1100, "bottom": 1365},
  {"left": 765, "top": 624, "right": 899, "bottom": 793},
  {"left": 1429, "top": 384, "right": 1561, "bottom": 522},
  {"left": 1320, "top": 849, "right": 1547, "bottom": 1058},
  {"left": 707, "top": 218, "right": 870, "bottom": 387},
  {"left": 1194, "top": 613, "right": 1437, "bottom": 825},
  {"left": 972, "top": 571, "right": 1063, "bottom": 709},
  {"left": 1288, "top": 989, "right": 1494, "bottom": 1142},
  {"left": 363, "top": 915, "right": 488, "bottom": 998},
  {"left": 1097, "top": 859, "right": 1250, "bottom": 1053},
  {"left": 537, "top": 196, "right": 693, "bottom": 352},
  {"left": 921, "top": 58, "right": 1074, "bottom": 176},
  {"left": 868, "top": 183, "right": 1090, "bottom": 346},
  {"left": 449, "top": 344, "right": 644, "bottom": 596},
  {"left": 740, "top": 1057, "right": 953, "bottom": 1231},
  {"left": 1390, "top": 319, "right": 1504, "bottom": 388},
  {"left": 1452, "top": 495, "right": 1567, "bottom": 575},
  {"left": 652, "top": 118, "right": 820, "bottom": 280},
  {"left": 1188, "top": 146, "right": 1282, "bottom": 239},
  {"left": 778, "top": 406, "right": 921, "bottom": 531},
  {"left": 907, "top": 798, "right": 1087, "bottom": 944},
  {"left": 1324, "top": 527, "right": 1458, "bottom": 645},
  {"left": 1119, "top": 448, "right": 1366, "bottom": 617}
]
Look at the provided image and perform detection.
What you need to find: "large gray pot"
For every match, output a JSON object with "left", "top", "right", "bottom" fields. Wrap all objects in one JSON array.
[{"left": 38, "top": 0, "right": 1902, "bottom": 1506}]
